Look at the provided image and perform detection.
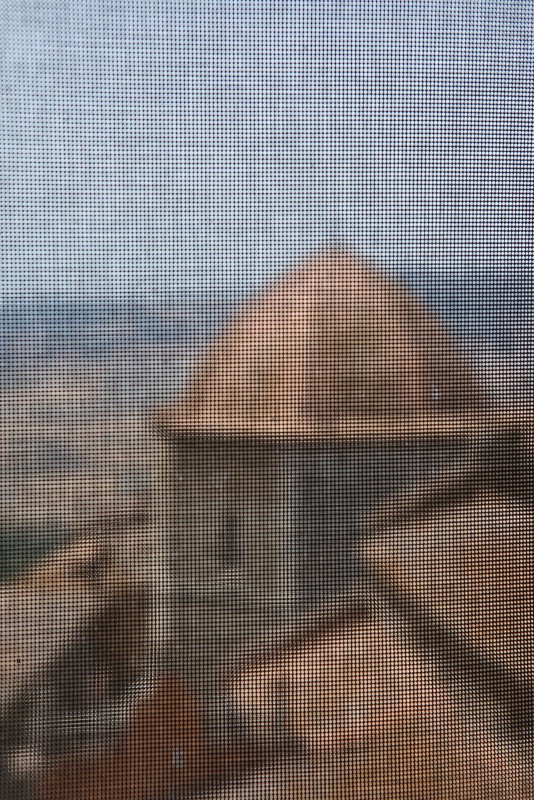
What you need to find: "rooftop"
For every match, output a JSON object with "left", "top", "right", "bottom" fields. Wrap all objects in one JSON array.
[{"left": 155, "top": 252, "right": 508, "bottom": 439}]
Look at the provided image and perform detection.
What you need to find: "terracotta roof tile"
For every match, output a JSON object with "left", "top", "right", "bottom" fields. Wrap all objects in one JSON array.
[
  {"left": 360, "top": 499, "right": 533, "bottom": 685},
  {"left": 155, "top": 252, "right": 523, "bottom": 438}
]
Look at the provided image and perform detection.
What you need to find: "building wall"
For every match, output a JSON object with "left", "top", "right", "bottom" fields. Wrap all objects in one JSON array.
[
  {"left": 159, "top": 434, "right": 473, "bottom": 691},
  {"left": 292, "top": 439, "right": 471, "bottom": 603},
  {"left": 160, "top": 437, "right": 295, "bottom": 690},
  {"left": 165, "top": 438, "right": 290, "bottom": 595}
]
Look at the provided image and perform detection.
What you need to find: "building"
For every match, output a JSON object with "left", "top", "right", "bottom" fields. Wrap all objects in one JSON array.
[
  {"left": 0, "top": 530, "right": 152, "bottom": 795},
  {"left": 5, "top": 250, "right": 528, "bottom": 798},
  {"left": 226, "top": 614, "right": 468, "bottom": 751},
  {"left": 151, "top": 251, "right": 524, "bottom": 694}
]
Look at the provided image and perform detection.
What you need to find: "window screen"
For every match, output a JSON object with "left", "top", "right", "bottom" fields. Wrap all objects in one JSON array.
[{"left": 1, "top": 3, "right": 532, "bottom": 800}]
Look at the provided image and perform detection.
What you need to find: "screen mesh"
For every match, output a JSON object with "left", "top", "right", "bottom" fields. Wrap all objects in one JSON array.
[{"left": 1, "top": 3, "right": 532, "bottom": 799}]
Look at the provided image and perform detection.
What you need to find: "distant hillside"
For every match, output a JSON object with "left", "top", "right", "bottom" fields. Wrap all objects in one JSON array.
[{"left": 0, "top": 290, "right": 239, "bottom": 382}]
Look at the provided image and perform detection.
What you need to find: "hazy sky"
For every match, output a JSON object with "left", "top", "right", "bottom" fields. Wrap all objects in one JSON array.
[{"left": 1, "top": 1, "right": 532, "bottom": 298}]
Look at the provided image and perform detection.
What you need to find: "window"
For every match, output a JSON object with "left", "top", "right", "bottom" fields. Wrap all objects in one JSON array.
[{"left": 219, "top": 513, "right": 241, "bottom": 570}]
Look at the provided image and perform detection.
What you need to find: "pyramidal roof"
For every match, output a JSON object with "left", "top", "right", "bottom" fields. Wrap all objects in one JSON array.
[{"left": 156, "top": 252, "right": 514, "bottom": 439}]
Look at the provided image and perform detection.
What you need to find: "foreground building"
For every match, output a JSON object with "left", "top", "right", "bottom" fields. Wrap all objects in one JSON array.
[
  {"left": 151, "top": 251, "right": 525, "bottom": 694},
  {"left": 221, "top": 614, "right": 533, "bottom": 800}
]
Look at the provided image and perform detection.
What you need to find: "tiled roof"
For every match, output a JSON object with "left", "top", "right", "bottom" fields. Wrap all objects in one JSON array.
[
  {"left": 0, "top": 533, "right": 137, "bottom": 711},
  {"left": 155, "top": 251, "right": 508, "bottom": 439},
  {"left": 360, "top": 498, "right": 533, "bottom": 698},
  {"left": 228, "top": 616, "right": 459, "bottom": 751}
]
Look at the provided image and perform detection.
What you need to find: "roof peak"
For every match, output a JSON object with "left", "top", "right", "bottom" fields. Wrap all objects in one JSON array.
[{"left": 158, "top": 252, "right": 487, "bottom": 437}]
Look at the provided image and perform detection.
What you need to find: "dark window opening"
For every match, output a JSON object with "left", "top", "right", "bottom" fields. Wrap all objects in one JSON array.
[{"left": 219, "top": 513, "right": 241, "bottom": 569}]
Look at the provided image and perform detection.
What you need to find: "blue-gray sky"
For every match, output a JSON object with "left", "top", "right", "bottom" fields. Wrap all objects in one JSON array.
[{"left": 1, "top": 0, "right": 532, "bottom": 299}]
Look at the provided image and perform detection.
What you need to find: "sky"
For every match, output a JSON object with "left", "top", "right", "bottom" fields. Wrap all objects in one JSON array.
[{"left": 1, "top": 0, "right": 532, "bottom": 300}]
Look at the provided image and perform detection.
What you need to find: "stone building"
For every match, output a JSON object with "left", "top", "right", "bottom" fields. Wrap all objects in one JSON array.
[
  {"left": 151, "top": 251, "right": 525, "bottom": 692},
  {"left": 5, "top": 251, "right": 528, "bottom": 798}
]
